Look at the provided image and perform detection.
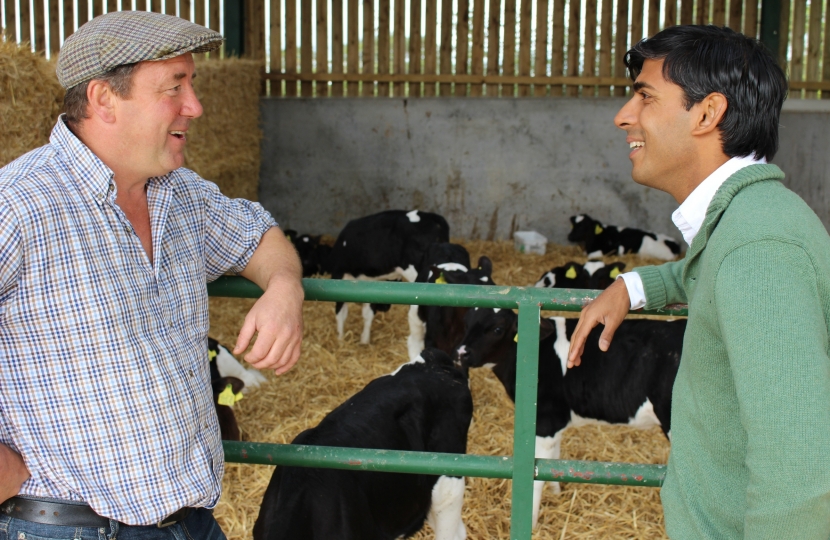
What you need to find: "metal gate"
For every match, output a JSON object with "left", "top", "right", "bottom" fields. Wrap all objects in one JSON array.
[{"left": 208, "top": 275, "right": 687, "bottom": 539}]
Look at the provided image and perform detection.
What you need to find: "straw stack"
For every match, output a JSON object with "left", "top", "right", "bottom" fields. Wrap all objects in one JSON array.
[
  {"left": 0, "top": 39, "right": 64, "bottom": 168},
  {"left": 209, "top": 240, "right": 676, "bottom": 539}
]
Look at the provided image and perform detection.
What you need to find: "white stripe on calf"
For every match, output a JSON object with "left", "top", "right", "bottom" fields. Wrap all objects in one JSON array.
[
  {"left": 390, "top": 353, "right": 426, "bottom": 376},
  {"left": 336, "top": 303, "right": 349, "bottom": 340},
  {"left": 551, "top": 317, "right": 570, "bottom": 376},
  {"left": 533, "top": 433, "right": 563, "bottom": 528},
  {"left": 360, "top": 303, "right": 374, "bottom": 344},
  {"left": 215, "top": 345, "right": 267, "bottom": 391},
  {"left": 407, "top": 305, "right": 427, "bottom": 361},
  {"left": 436, "top": 262, "right": 468, "bottom": 273},
  {"left": 427, "top": 475, "right": 467, "bottom": 540}
]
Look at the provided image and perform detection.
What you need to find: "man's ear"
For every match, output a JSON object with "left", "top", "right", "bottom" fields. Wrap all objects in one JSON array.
[
  {"left": 86, "top": 79, "right": 118, "bottom": 124},
  {"left": 694, "top": 92, "right": 728, "bottom": 136}
]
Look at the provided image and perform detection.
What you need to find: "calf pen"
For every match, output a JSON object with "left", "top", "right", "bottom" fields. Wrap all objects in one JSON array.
[{"left": 207, "top": 264, "right": 687, "bottom": 540}]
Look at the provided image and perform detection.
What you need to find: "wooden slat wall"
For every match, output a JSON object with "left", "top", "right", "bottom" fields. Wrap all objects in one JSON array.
[
  {"left": 486, "top": 0, "right": 500, "bottom": 96},
  {"left": 582, "top": 0, "right": 596, "bottom": 98},
  {"left": 424, "top": 0, "right": 437, "bottom": 95},
  {"left": 805, "top": 0, "right": 823, "bottom": 98},
  {"left": 329, "top": 2, "right": 342, "bottom": 95},
  {"left": 9, "top": 0, "right": 827, "bottom": 100},
  {"left": 790, "top": 0, "right": 807, "bottom": 98}
]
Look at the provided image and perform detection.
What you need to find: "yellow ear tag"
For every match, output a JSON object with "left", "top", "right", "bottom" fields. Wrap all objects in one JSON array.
[
  {"left": 513, "top": 333, "right": 519, "bottom": 343},
  {"left": 218, "top": 385, "right": 241, "bottom": 407},
  {"left": 595, "top": 224, "right": 604, "bottom": 235},
  {"left": 565, "top": 266, "right": 577, "bottom": 279},
  {"left": 609, "top": 267, "right": 621, "bottom": 279},
  {"left": 208, "top": 349, "right": 218, "bottom": 361},
  {"left": 435, "top": 273, "right": 448, "bottom": 284}
]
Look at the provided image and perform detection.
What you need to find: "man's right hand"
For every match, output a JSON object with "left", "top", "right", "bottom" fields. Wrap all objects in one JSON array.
[
  {"left": 0, "top": 443, "right": 29, "bottom": 503},
  {"left": 567, "top": 278, "right": 632, "bottom": 368}
]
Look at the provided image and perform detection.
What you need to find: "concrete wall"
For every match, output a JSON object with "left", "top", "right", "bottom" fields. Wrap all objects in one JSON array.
[{"left": 259, "top": 97, "right": 830, "bottom": 246}]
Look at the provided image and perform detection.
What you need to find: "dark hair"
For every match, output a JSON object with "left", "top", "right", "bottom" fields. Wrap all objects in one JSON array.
[
  {"left": 624, "top": 25, "right": 788, "bottom": 162},
  {"left": 63, "top": 63, "right": 139, "bottom": 126}
]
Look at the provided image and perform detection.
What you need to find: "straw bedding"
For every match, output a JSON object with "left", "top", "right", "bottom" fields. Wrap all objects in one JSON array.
[{"left": 209, "top": 240, "right": 677, "bottom": 539}]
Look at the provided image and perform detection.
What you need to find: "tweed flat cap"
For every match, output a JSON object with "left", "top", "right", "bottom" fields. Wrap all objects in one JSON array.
[{"left": 57, "top": 10, "right": 224, "bottom": 89}]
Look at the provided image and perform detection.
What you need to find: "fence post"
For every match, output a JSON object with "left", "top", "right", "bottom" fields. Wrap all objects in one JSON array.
[
  {"left": 760, "top": 0, "right": 782, "bottom": 60},
  {"left": 510, "top": 301, "right": 541, "bottom": 539},
  {"left": 224, "top": 0, "right": 244, "bottom": 57}
]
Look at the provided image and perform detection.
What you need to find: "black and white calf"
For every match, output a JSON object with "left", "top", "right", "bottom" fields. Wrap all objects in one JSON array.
[
  {"left": 568, "top": 214, "right": 681, "bottom": 260},
  {"left": 456, "top": 309, "right": 684, "bottom": 527},
  {"left": 408, "top": 252, "right": 496, "bottom": 360},
  {"left": 208, "top": 337, "right": 268, "bottom": 391},
  {"left": 284, "top": 229, "right": 332, "bottom": 277},
  {"left": 253, "top": 348, "right": 473, "bottom": 540},
  {"left": 533, "top": 262, "right": 589, "bottom": 289},
  {"left": 533, "top": 261, "right": 626, "bottom": 290},
  {"left": 328, "top": 210, "right": 450, "bottom": 344},
  {"left": 585, "top": 261, "right": 626, "bottom": 290},
  {"left": 208, "top": 338, "right": 267, "bottom": 441}
]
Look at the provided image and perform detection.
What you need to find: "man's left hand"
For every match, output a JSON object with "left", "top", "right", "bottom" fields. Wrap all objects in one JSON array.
[{"left": 235, "top": 227, "right": 304, "bottom": 375}]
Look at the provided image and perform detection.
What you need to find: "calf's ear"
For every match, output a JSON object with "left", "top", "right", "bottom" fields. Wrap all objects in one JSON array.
[
  {"left": 476, "top": 256, "right": 493, "bottom": 276},
  {"left": 539, "top": 318, "right": 557, "bottom": 341}
]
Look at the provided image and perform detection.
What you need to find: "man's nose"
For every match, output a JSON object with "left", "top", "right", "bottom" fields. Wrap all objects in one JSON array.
[
  {"left": 182, "top": 86, "right": 204, "bottom": 119},
  {"left": 614, "top": 96, "right": 638, "bottom": 130}
]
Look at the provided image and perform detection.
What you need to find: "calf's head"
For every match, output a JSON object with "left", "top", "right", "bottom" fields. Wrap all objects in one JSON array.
[
  {"left": 534, "top": 261, "right": 589, "bottom": 288},
  {"left": 567, "top": 214, "right": 598, "bottom": 243},
  {"left": 456, "top": 308, "right": 558, "bottom": 370}
]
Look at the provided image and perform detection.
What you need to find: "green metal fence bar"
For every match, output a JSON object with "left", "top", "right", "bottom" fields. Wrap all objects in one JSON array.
[
  {"left": 210, "top": 276, "right": 685, "bottom": 539},
  {"left": 208, "top": 275, "right": 690, "bottom": 317},
  {"left": 222, "top": 441, "right": 667, "bottom": 486},
  {"left": 511, "top": 301, "right": 543, "bottom": 538}
]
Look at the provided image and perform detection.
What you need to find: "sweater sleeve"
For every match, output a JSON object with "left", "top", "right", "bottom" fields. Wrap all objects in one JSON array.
[
  {"left": 714, "top": 241, "right": 830, "bottom": 540},
  {"left": 632, "top": 259, "right": 687, "bottom": 310}
]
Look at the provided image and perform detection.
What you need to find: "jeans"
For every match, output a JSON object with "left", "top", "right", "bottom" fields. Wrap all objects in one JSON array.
[{"left": 0, "top": 508, "right": 227, "bottom": 540}]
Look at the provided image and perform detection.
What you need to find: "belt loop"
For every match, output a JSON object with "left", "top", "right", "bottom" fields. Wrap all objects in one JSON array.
[{"left": 106, "top": 519, "right": 119, "bottom": 540}]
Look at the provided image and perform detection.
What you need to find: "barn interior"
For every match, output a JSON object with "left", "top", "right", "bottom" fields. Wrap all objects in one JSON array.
[{"left": 3, "top": 5, "right": 830, "bottom": 535}]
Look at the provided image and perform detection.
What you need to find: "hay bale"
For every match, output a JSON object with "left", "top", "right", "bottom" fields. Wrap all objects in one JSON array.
[
  {"left": 210, "top": 240, "right": 673, "bottom": 539},
  {"left": 185, "top": 57, "right": 262, "bottom": 201},
  {"left": 0, "top": 38, "right": 64, "bottom": 168}
]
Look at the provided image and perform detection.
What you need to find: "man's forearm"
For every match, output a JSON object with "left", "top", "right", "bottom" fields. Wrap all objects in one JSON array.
[
  {"left": 0, "top": 443, "right": 30, "bottom": 503},
  {"left": 239, "top": 227, "right": 302, "bottom": 291}
]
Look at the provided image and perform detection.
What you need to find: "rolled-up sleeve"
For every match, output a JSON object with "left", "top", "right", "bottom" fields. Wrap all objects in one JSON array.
[{"left": 200, "top": 181, "right": 278, "bottom": 281}]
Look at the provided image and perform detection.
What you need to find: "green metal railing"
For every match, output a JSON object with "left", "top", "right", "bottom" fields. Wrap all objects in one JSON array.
[{"left": 209, "top": 276, "right": 687, "bottom": 539}]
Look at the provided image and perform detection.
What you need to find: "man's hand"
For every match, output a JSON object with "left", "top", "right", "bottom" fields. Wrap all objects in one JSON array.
[
  {"left": 567, "top": 278, "right": 631, "bottom": 368},
  {"left": 0, "top": 443, "right": 29, "bottom": 503},
  {"left": 236, "top": 228, "right": 304, "bottom": 375}
]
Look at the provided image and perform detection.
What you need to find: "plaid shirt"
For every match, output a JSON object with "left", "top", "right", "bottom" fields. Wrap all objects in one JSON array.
[{"left": 0, "top": 117, "right": 276, "bottom": 525}]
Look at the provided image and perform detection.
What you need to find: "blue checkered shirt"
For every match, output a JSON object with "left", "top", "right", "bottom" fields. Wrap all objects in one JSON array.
[{"left": 0, "top": 118, "right": 276, "bottom": 525}]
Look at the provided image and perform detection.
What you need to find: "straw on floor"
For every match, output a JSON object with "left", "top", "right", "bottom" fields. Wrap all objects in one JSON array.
[{"left": 209, "top": 240, "right": 676, "bottom": 539}]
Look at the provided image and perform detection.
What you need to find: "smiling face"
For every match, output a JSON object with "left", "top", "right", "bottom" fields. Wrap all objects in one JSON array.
[
  {"left": 111, "top": 53, "right": 203, "bottom": 180},
  {"left": 614, "top": 59, "right": 699, "bottom": 199}
]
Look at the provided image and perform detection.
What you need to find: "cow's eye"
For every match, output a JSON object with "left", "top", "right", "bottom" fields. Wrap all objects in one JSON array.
[{"left": 493, "top": 327, "right": 503, "bottom": 334}]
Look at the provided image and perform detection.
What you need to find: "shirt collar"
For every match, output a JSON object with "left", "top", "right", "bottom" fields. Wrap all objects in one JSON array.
[
  {"left": 671, "top": 154, "right": 767, "bottom": 246},
  {"left": 49, "top": 115, "right": 176, "bottom": 204}
]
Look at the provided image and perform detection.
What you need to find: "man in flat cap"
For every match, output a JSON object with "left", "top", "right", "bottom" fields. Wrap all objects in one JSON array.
[{"left": 0, "top": 10, "right": 303, "bottom": 538}]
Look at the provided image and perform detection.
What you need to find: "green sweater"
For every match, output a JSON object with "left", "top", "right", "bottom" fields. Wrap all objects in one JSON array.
[{"left": 634, "top": 164, "right": 830, "bottom": 540}]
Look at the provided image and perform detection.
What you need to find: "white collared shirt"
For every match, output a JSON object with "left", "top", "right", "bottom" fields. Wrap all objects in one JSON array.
[{"left": 620, "top": 155, "right": 767, "bottom": 309}]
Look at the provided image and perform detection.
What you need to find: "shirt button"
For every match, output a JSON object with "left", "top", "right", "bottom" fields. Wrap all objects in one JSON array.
[{"left": 189, "top": 370, "right": 195, "bottom": 377}]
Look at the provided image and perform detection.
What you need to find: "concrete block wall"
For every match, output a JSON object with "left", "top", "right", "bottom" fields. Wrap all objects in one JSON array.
[{"left": 259, "top": 97, "right": 830, "bottom": 247}]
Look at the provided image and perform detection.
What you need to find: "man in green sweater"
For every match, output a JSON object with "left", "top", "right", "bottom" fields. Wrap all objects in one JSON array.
[{"left": 566, "top": 25, "right": 830, "bottom": 539}]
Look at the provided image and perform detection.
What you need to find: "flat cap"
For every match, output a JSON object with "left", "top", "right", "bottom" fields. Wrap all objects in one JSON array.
[{"left": 57, "top": 10, "right": 224, "bottom": 89}]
